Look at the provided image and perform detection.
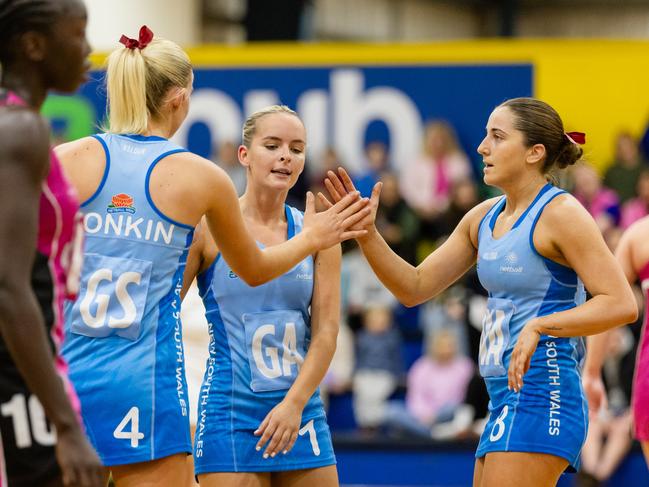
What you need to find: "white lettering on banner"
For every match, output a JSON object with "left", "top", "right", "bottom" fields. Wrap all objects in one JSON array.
[
  {"left": 84, "top": 213, "right": 175, "bottom": 244},
  {"left": 172, "top": 69, "right": 423, "bottom": 174}
]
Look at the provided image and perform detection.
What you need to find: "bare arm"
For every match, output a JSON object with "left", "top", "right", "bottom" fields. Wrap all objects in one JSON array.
[
  {"left": 528, "top": 196, "right": 637, "bottom": 337},
  {"left": 323, "top": 169, "right": 489, "bottom": 307},
  {"left": 0, "top": 111, "right": 83, "bottom": 433},
  {"left": 201, "top": 164, "right": 369, "bottom": 286},
  {"left": 508, "top": 195, "right": 638, "bottom": 392}
]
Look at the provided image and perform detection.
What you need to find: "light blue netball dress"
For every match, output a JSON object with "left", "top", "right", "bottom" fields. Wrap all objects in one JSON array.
[
  {"left": 62, "top": 134, "right": 193, "bottom": 466},
  {"left": 475, "top": 183, "right": 588, "bottom": 470},
  {"left": 193, "top": 205, "right": 336, "bottom": 474}
]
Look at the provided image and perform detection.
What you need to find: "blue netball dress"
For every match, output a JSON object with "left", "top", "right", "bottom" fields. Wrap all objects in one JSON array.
[
  {"left": 62, "top": 134, "right": 193, "bottom": 466},
  {"left": 193, "top": 205, "right": 336, "bottom": 474},
  {"left": 475, "top": 184, "right": 588, "bottom": 469}
]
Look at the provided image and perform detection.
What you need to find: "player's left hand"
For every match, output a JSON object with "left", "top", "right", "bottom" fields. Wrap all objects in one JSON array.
[
  {"left": 254, "top": 399, "right": 303, "bottom": 458},
  {"left": 508, "top": 319, "right": 542, "bottom": 392}
]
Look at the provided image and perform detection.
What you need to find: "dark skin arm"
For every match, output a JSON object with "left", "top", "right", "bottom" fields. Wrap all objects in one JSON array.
[{"left": 0, "top": 108, "right": 102, "bottom": 487}]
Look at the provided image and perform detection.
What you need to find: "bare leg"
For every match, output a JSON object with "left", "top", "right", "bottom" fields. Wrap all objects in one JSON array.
[
  {"left": 594, "top": 412, "right": 632, "bottom": 480},
  {"left": 111, "top": 453, "right": 189, "bottom": 487},
  {"left": 479, "top": 452, "right": 568, "bottom": 487},
  {"left": 198, "top": 472, "right": 271, "bottom": 487},
  {"left": 273, "top": 465, "right": 339, "bottom": 487},
  {"left": 473, "top": 457, "right": 485, "bottom": 487}
]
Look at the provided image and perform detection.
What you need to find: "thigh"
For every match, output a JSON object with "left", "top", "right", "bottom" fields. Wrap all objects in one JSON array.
[
  {"left": 112, "top": 453, "right": 189, "bottom": 487},
  {"left": 198, "top": 472, "right": 270, "bottom": 487},
  {"left": 480, "top": 452, "right": 568, "bottom": 487},
  {"left": 473, "top": 457, "right": 485, "bottom": 487},
  {"left": 273, "top": 465, "right": 339, "bottom": 487}
]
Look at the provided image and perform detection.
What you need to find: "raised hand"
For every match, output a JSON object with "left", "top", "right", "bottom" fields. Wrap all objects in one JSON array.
[
  {"left": 302, "top": 189, "right": 371, "bottom": 250},
  {"left": 507, "top": 320, "right": 542, "bottom": 392},
  {"left": 318, "top": 167, "right": 382, "bottom": 234},
  {"left": 254, "top": 399, "right": 302, "bottom": 459}
]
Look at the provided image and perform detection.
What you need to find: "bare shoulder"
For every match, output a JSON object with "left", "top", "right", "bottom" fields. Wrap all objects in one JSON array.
[
  {"left": 161, "top": 151, "right": 232, "bottom": 188},
  {"left": 464, "top": 196, "right": 503, "bottom": 246},
  {"left": 537, "top": 192, "right": 593, "bottom": 230},
  {"left": 54, "top": 136, "right": 103, "bottom": 162},
  {"left": 622, "top": 215, "right": 649, "bottom": 243},
  {"left": 0, "top": 108, "right": 49, "bottom": 173}
]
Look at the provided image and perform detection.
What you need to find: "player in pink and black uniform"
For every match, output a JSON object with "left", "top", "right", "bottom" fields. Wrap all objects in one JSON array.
[{"left": 0, "top": 1, "right": 102, "bottom": 486}]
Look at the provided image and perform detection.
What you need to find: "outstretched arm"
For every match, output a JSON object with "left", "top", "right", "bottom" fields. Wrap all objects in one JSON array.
[{"left": 202, "top": 165, "right": 370, "bottom": 286}]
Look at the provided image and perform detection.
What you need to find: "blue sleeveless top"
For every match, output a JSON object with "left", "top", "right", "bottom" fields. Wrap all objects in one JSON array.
[
  {"left": 476, "top": 184, "right": 586, "bottom": 396},
  {"left": 62, "top": 134, "right": 194, "bottom": 463},
  {"left": 195, "top": 205, "right": 325, "bottom": 438}
]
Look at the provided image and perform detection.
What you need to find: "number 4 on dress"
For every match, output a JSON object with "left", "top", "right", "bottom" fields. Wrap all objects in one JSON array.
[{"left": 113, "top": 406, "right": 145, "bottom": 448}]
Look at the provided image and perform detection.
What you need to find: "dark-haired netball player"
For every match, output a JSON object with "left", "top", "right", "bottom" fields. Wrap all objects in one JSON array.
[{"left": 0, "top": 0, "right": 102, "bottom": 486}]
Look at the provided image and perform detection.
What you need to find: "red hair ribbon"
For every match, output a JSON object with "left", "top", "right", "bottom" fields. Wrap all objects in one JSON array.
[
  {"left": 565, "top": 131, "right": 586, "bottom": 145},
  {"left": 119, "top": 25, "right": 154, "bottom": 50}
]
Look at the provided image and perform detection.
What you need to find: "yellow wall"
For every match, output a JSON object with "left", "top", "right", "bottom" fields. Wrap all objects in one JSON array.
[{"left": 91, "top": 39, "right": 649, "bottom": 170}]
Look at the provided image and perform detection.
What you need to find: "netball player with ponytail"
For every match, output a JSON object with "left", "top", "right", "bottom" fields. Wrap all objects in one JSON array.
[
  {"left": 0, "top": 1, "right": 103, "bottom": 486},
  {"left": 322, "top": 98, "right": 637, "bottom": 487},
  {"left": 56, "top": 27, "right": 368, "bottom": 486},
  {"left": 183, "top": 105, "right": 339, "bottom": 487}
]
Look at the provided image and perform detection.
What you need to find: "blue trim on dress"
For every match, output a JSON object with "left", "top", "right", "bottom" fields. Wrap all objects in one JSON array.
[{"left": 82, "top": 135, "right": 111, "bottom": 207}]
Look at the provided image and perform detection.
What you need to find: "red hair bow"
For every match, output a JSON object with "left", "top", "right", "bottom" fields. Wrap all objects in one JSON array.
[
  {"left": 119, "top": 25, "right": 154, "bottom": 50},
  {"left": 565, "top": 131, "right": 586, "bottom": 145}
]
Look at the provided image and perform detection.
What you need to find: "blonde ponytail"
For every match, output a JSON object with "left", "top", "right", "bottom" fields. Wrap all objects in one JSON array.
[{"left": 104, "top": 35, "right": 192, "bottom": 134}]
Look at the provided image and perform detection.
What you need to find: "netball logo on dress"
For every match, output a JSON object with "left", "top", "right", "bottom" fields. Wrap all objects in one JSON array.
[
  {"left": 295, "top": 260, "right": 312, "bottom": 280},
  {"left": 500, "top": 251, "right": 523, "bottom": 273},
  {"left": 107, "top": 193, "right": 136, "bottom": 214}
]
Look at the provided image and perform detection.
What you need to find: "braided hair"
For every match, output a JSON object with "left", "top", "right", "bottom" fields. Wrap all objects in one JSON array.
[{"left": 0, "top": 0, "right": 64, "bottom": 65}]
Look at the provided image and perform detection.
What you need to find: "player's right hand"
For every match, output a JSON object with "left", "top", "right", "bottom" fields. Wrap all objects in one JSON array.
[
  {"left": 302, "top": 189, "right": 370, "bottom": 250},
  {"left": 55, "top": 426, "right": 104, "bottom": 487}
]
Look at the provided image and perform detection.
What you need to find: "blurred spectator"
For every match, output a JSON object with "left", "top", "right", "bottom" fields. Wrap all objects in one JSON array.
[
  {"left": 214, "top": 140, "right": 246, "bottom": 195},
  {"left": 353, "top": 141, "right": 389, "bottom": 198},
  {"left": 578, "top": 327, "right": 636, "bottom": 487},
  {"left": 399, "top": 120, "right": 472, "bottom": 220},
  {"left": 383, "top": 329, "right": 473, "bottom": 438},
  {"left": 573, "top": 163, "right": 620, "bottom": 234},
  {"left": 620, "top": 169, "right": 649, "bottom": 229},
  {"left": 604, "top": 131, "right": 647, "bottom": 203},
  {"left": 419, "top": 286, "right": 470, "bottom": 358},
  {"left": 352, "top": 306, "right": 403, "bottom": 432},
  {"left": 435, "top": 178, "right": 480, "bottom": 239},
  {"left": 320, "top": 320, "right": 355, "bottom": 409},
  {"left": 307, "top": 147, "right": 343, "bottom": 199},
  {"left": 341, "top": 241, "right": 397, "bottom": 331},
  {"left": 375, "top": 171, "right": 420, "bottom": 265}
]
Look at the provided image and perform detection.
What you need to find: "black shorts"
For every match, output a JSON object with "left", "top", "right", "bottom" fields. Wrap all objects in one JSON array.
[{"left": 0, "top": 367, "right": 61, "bottom": 487}]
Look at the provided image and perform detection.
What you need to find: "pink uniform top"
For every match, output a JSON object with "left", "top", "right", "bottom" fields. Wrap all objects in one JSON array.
[
  {"left": 0, "top": 90, "right": 83, "bottom": 414},
  {"left": 632, "top": 260, "right": 649, "bottom": 440}
]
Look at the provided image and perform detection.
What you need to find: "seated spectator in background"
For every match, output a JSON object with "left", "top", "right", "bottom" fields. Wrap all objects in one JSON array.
[
  {"left": 384, "top": 329, "right": 473, "bottom": 438},
  {"left": 342, "top": 241, "right": 398, "bottom": 331},
  {"left": 573, "top": 163, "right": 620, "bottom": 235},
  {"left": 419, "top": 285, "right": 470, "bottom": 358},
  {"left": 353, "top": 141, "right": 389, "bottom": 198},
  {"left": 306, "top": 146, "right": 344, "bottom": 204},
  {"left": 579, "top": 326, "right": 637, "bottom": 487},
  {"left": 375, "top": 171, "right": 420, "bottom": 265},
  {"left": 435, "top": 178, "right": 480, "bottom": 240},
  {"left": 321, "top": 320, "right": 355, "bottom": 409},
  {"left": 621, "top": 169, "right": 649, "bottom": 228},
  {"left": 604, "top": 131, "right": 647, "bottom": 203},
  {"left": 399, "top": 120, "right": 473, "bottom": 221},
  {"left": 352, "top": 306, "right": 403, "bottom": 433},
  {"left": 214, "top": 140, "right": 246, "bottom": 195}
]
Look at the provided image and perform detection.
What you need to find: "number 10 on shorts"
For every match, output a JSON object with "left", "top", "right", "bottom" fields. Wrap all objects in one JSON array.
[{"left": 113, "top": 407, "right": 144, "bottom": 448}]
